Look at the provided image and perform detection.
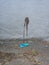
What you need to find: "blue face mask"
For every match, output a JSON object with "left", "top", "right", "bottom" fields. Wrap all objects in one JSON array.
[{"left": 19, "top": 43, "right": 29, "bottom": 48}]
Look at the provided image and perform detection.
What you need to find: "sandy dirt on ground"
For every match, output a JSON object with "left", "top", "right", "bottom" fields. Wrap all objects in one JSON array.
[
  {"left": 0, "top": 49, "right": 43, "bottom": 65},
  {"left": 0, "top": 38, "right": 49, "bottom": 65}
]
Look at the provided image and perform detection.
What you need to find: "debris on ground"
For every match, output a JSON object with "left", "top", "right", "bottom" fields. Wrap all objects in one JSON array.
[{"left": 0, "top": 49, "right": 43, "bottom": 65}]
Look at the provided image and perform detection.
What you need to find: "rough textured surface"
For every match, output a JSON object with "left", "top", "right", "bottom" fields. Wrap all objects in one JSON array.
[
  {"left": 0, "top": 38, "right": 49, "bottom": 65},
  {"left": 0, "top": 50, "right": 42, "bottom": 65}
]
